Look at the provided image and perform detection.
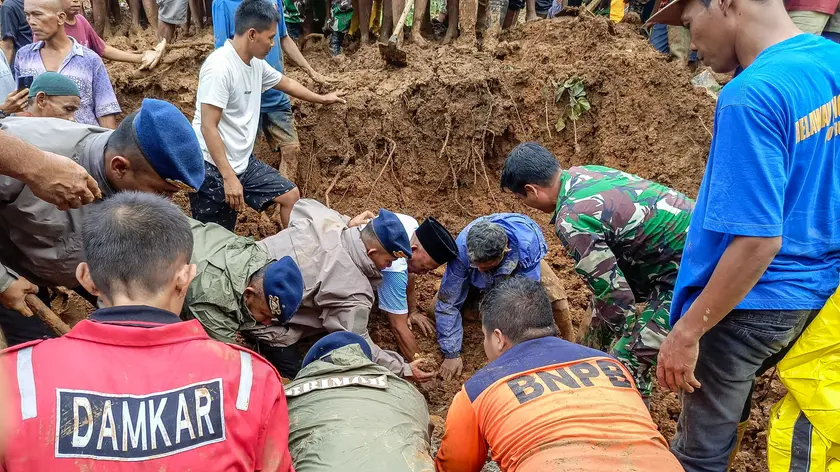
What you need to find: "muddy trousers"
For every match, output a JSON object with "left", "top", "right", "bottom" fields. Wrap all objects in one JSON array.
[
  {"left": 671, "top": 309, "right": 818, "bottom": 472},
  {"left": 582, "top": 283, "right": 671, "bottom": 400}
]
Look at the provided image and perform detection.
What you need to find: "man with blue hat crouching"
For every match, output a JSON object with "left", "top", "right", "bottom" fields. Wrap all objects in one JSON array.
[
  {"left": 184, "top": 198, "right": 435, "bottom": 381},
  {"left": 0, "top": 98, "right": 205, "bottom": 345},
  {"left": 286, "top": 331, "right": 435, "bottom": 472},
  {"left": 184, "top": 217, "right": 306, "bottom": 350}
]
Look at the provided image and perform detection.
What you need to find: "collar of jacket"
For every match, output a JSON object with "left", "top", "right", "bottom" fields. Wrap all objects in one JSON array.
[
  {"left": 342, "top": 227, "right": 380, "bottom": 280},
  {"left": 65, "top": 305, "right": 211, "bottom": 347},
  {"left": 550, "top": 169, "right": 573, "bottom": 225}
]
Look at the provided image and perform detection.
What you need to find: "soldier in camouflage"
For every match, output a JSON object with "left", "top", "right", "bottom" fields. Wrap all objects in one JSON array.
[{"left": 500, "top": 142, "right": 694, "bottom": 402}]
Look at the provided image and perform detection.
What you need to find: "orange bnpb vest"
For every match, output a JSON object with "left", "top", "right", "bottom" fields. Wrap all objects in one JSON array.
[{"left": 436, "top": 336, "right": 684, "bottom": 472}]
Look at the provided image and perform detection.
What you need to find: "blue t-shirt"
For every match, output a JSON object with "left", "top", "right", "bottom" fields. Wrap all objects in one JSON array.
[
  {"left": 671, "top": 34, "right": 840, "bottom": 325},
  {"left": 212, "top": 0, "right": 291, "bottom": 113}
]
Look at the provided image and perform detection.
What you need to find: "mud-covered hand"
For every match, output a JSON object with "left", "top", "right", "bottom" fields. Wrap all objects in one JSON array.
[
  {"left": 409, "top": 358, "right": 436, "bottom": 381},
  {"left": 139, "top": 39, "right": 167, "bottom": 70},
  {"left": 28, "top": 151, "right": 101, "bottom": 210},
  {"left": 439, "top": 356, "right": 463, "bottom": 381},
  {"left": 0, "top": 277, "right": 38, "bottom": 317},
  {"left": 656, "top": 319, "right": 702, "bottom": 393},
  {"left": 222, "top": 175, "right": 245, "bottom": 212},
  {"left": 319, "top": 91, "right": 346, "bottom": 105},
  {"left": 408, "top": 311, "right": 435, "bottom": 337},
  {"left": 309, "top": 70, "right": 337, "bottom": 85},
  {"left": 348, "top": 210, "right": 375, "bottom": 227},
  {"left": 1, "top": 88, "right": 29, "bottom": 114}
]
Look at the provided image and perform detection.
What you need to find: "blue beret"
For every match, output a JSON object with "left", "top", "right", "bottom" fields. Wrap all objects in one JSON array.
[
  {"left": 370, "top": 209, "right": 412, "bottom": 259},
  {"left": 302, "top": 331, "right": 373, "bottom": 368},
  {"left": 133, "top": 98, "right": 205, "bottom": 192},
  {"left": 264, "top": 256, "right": 304, "bottom": 324}
]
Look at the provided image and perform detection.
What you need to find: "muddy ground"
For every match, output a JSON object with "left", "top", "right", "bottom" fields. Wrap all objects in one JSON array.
[{"left": 57, "top": 11, "right": 777, "bottom": 470}]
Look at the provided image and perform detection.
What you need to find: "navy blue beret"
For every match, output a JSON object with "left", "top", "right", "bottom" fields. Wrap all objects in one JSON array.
[
  {"left": 264, "top": 256, "right": 304, "bottom": 324},
  {"left": 133, "top": 98, "right": 205, "bottom": 191},
  {"left": 302, "top": 331, "right": 373, "bottom": 368},
  {"left": 370, "top": 209, "right": 412, "bottom": 259}
]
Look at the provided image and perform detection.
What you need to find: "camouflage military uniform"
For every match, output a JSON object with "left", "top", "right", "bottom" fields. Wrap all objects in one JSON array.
[{"left": 553, "top": 165, "right": 694, "bottom": 399}]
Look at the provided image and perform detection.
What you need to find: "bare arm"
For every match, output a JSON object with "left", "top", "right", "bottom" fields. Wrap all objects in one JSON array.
[
  {"left": 200, "top": 103, "right": 244, "bottom": 211},
  {"left": 1, "top": 39, "right": 12, "bottom": 68},
  {"left": 272, "top": 76, "right": 345, "bottom": 105},
  {"left": 657, "top": 235, "right": 781, "bottom": 392},
  {"left": 407, "top": 272, "right": 417, "bottom": 313},
  {"left": 0, "top": 131, "right": 100, "bottom": 209},
  {"left": 279, "top": 35, "right": 333, "bottom": 83},
  {"left": 97, "top": 114, "right": 117, "bottom": 129},
  {"left": 101, "top": 44, "right": 143, "bottom": 63}
]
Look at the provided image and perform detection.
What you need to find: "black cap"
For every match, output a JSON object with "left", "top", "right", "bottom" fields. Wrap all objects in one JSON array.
[{"left": 415, "top": 217, "right": 458, "bottom": 265}]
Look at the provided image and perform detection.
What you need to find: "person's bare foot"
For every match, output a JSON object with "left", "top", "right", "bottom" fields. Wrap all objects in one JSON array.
[
  {"left": 411, "top": 31, "right": 428, "bottom": 47},
  {"left": 525, "top": 12, "right": 538, "bottom": 21},
  {"left": 441, "top": 26, "right": 458, "bottom": 44}
]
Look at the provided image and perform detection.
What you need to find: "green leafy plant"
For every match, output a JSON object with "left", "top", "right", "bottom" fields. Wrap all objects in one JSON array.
[{"left": 552, "top": 77, "right": 591, "bottom": 153}]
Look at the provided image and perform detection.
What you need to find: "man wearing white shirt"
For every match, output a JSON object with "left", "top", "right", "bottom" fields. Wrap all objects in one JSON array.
[{"left": 191, "top": 0, "right": 344, "bottom": 231}]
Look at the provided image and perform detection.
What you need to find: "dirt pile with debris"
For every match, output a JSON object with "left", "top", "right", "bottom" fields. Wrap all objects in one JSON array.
[{"left": 100, "top": 12, "right": 772, "bottom": 471}]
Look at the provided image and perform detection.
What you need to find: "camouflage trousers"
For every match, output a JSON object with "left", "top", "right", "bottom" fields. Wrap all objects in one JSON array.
[{"left": 582, "top": 282, "right": 672, "bottom": 400}]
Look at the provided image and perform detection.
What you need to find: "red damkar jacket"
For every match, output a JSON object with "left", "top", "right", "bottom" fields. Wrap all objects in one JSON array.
[{"left": 0, "top": 305, "right": 294, "bottom": 472}]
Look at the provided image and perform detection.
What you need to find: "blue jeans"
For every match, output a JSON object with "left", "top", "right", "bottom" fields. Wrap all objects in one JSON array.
[{"left": 671, "top": 309, "right": 819, "bottom": 472}]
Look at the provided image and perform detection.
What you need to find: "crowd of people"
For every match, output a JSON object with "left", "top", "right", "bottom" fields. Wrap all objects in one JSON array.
[{"left": 0, "top": 0, "right": 837, "bottom": 470}]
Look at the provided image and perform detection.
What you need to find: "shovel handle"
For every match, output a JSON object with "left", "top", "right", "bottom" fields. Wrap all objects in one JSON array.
[
  {"left": 25, "top": 294, "right": 71, "bottom": 336},
  {"left": 389, "top": 0, "right": 416, "bottom": 42}
]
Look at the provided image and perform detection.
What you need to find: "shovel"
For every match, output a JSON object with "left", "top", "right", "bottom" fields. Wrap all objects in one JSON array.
[{"left": 378, "top": 0, "right": 416, "bottom": 66}]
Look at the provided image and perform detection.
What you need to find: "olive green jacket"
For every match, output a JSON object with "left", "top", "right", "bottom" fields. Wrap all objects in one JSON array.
[
  {"left": 183, "top": 218, "right": 270, "bottom": 343},
  {"left": 286, "top": 344, "right": 434, "bottom": 472}
]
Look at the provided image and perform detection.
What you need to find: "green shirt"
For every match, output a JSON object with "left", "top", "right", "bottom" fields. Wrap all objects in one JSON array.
[{"left": 183, "top": 218, "right": 271, "bottom": 344}]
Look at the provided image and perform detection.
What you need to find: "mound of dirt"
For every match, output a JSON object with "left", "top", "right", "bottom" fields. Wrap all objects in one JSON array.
[{"left": 101, "top": 13, "right": 772, "bottom": 471}]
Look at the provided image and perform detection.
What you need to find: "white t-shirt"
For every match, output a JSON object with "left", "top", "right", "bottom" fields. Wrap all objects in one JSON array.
[
  {"left": 192, "top": 41, "right": 283, "bottom": 175},
  {"left": 382, "top": 214, "right": 419, "bottom": 273}
]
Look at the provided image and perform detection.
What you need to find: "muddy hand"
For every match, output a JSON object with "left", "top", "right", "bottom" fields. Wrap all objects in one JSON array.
[
  {"left": 439, "top": 357, "right": 463, "bottom": 381},
  {"left": 348, "top": 210, "right": 376, "bottom": 227},
  {"left": 309, "top": 70, "right": 337, "bottom": 85},
  {"left": 140, "top": 39, "right": 167, "bottom": 70},
  {"left": 0, "top": 277, "right": 38, "bottom": 317},
  {"left": 409, "top": 358, "right": 436, "bottom": 382},
  {"left": 320, "top": 91, "right": 346, "bottom": 105},
  {"left": 408, "top": 311, "right": 435, "bottom": 337}
]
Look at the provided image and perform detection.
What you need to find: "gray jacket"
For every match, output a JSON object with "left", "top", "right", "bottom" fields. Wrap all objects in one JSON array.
[
  {"left": 0, "top": 118, "right": 113, "bottom": 290},
  {"left": 254, "top": 199, "right": 412, "bottom": 377}
]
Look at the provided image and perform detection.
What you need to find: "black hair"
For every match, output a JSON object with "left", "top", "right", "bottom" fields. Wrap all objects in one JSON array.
[
  {"left": 234, "top": 0, "right": 280, "bottom": 35},
  {"left": 500, "top": 142, "right": 561, "bottom": 196},
  {"left": 82, "top": 192, "right": 193, "bottom": 299},
  {"left": 360, "top": 223, "right": 380, "bottom": 248},
  {"left": 480, "top": 276, "right": 557, "bottom": 344},
  {"left": 104, "top": 112, "right": 152, "bottom": 173}
]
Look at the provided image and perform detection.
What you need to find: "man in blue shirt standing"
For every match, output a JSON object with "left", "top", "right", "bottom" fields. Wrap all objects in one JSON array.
[
  {"left": 434, "top": 213, "right": 572, "bottom": 380},
  {"left": 649, "top": 1, "right": 840, "bottom": 471},
  {"left": 213, "top": 0, "right": 333, "bottom": 182}
]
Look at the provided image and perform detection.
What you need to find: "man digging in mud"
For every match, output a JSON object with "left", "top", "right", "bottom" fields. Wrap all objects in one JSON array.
[
  {"left": 436, "top": 276, "right": 684, "bottom": 472},
  {"left": 287, "top": 332, "right": 436, "bottom": 471},
  {"left": 185, "top": 198, "right": 435, "bottom": 382},
  {"left": 433, "top": 212, "right": 573, "bottom": 381},
  {"left": 0, "top": 98, "right": 204, "bottom": 346},
  {"left": 500, "top": 142, "right": 694, "bottom": 405},
  {"left": 192, "top": 0, "right": 343, "bottom": 232}
]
